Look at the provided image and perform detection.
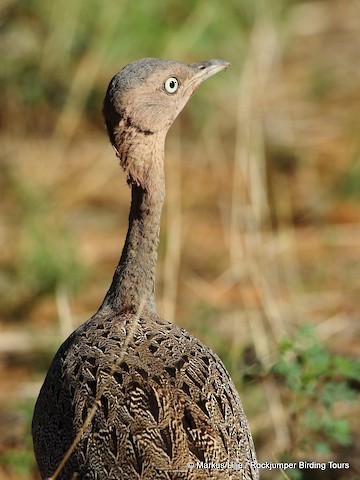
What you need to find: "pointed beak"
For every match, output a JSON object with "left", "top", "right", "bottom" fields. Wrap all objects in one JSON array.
[{"left": 187, "top": 59, "right": 230, "bottom": 90}]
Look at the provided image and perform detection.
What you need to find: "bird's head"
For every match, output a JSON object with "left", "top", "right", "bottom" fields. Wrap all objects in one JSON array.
[{"left": 103, "top": 58, "right": 229, "bottom": 188}]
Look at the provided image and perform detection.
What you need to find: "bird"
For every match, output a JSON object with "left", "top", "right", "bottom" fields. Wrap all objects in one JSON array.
[{"left": 32, "top": 58, "right": 259, "bottom": 480}]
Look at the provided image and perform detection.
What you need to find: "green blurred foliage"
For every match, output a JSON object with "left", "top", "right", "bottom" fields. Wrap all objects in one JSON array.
[
  {"left": 0, "top": 0, "right": 294, "bottom": 133},
  {"left": 337, "top": 153, "right": 360, "bottom": 200},
  {"left": 0, "top": 162, "right": 88, "bottom": 319},
  {"left": 272, "top": 326, "right": 359, "bottom": 461},
  {"left": 0, "top": 402, "right": 37, "bottom": 477}
]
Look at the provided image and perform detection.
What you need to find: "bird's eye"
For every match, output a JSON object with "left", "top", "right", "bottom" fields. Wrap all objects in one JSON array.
[{"left": 164, "top": 77, "right": 179, "bottom": 94}]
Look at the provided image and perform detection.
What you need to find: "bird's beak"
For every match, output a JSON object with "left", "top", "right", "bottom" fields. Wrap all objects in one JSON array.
[{"left": 187, "top": 59, "right": 230, "bottom": 90}]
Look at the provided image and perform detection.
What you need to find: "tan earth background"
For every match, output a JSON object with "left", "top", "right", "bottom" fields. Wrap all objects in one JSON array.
[{"left": 1, "top": 0, "right": 359, "bottom": 479}]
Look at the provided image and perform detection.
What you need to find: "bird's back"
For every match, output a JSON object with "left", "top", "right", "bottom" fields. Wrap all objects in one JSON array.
[{"left": 32, "top": 311, "right": 258, "bottom": 479}]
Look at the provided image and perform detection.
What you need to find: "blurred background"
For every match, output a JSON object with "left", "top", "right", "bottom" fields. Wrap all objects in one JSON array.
[{"left": 1, "top": 0, "right": 359, "bottom": 478}]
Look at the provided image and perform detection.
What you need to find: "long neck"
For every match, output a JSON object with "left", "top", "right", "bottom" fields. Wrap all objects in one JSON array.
[{"left": 100, "top": 138, "right": 165, "bottom": 316}]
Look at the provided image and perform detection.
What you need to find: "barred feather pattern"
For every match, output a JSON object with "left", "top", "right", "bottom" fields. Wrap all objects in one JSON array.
[{"left": 32, "top": 312, "right": 258, "bottom": 479}]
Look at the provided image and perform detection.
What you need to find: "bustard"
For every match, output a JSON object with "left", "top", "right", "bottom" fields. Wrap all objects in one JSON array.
[{"left": 32, "top": 58, "right": 258, "bottom": 480}]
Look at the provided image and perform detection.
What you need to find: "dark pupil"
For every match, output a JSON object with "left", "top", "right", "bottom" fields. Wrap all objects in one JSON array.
[{"left": 169, "top": 80, "right": 175, "bottom": 89}]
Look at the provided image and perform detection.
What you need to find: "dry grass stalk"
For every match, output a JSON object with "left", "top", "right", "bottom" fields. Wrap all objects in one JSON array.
[
  {"left": 55, "top": 283, "right": 75, "bottom": 338},
  {"left": 229, "top": 5, "right": 298, "bottom": 454}
]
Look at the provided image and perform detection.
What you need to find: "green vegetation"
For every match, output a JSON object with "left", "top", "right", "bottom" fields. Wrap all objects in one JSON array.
[
  {"left": 1, "top": 164, "right": 87, "bottom": 319},
  {"left": 1, "top": 0, "right": 294, "bottom": 135},
  {"left": 1, "top": 0, "right": 359, "bottom": 479},
  {"left": 272, "top": 326, "right": 359, "bottom": 460},
  {"left": 0, "top": 402, "right": 36, "bottom": 478},
  {"left": 337, "top": 153, "right": 360, "bottom": 200}
]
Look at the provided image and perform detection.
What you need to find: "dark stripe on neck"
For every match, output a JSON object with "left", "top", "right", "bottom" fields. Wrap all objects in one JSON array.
[{"left": 123, "top": 110, "right": 155, "bottom": 136}]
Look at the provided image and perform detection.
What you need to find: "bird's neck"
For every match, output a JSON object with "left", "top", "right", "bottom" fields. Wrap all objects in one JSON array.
[{"left": 100, "top": 141, "right": 165, "bottom": 316}]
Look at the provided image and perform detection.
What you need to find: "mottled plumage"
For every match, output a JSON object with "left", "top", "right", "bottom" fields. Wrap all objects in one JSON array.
[{"left": 32, "top": 58, "right": 259, "bottom": 479}]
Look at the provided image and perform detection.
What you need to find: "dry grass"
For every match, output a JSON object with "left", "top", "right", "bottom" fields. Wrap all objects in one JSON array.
[{"left": 1, "top": 0, "right": 359, "bottom": 479}]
